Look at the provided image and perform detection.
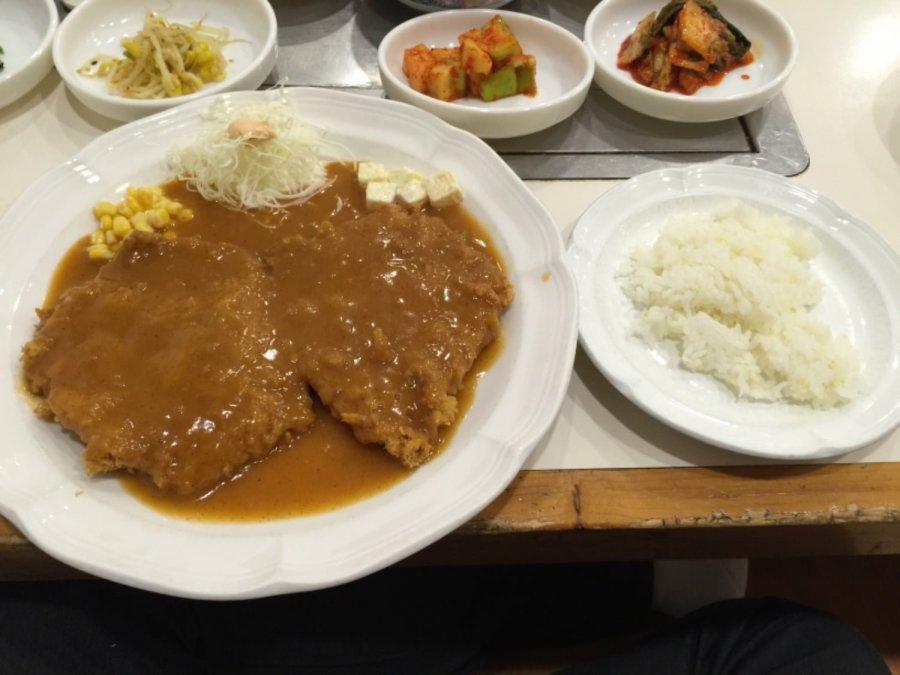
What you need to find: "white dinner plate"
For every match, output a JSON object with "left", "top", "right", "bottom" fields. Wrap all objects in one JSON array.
[
  {"left": 567, "top": 165, "right": 900, "bottom": 459},
  {"left": 0, "top": 88, "right": 577, "bottom": 598}
]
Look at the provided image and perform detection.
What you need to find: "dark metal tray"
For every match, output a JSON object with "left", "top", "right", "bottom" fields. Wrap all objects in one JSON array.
[{"left": 267, "top": 0, "right": 809, "bottom": 179}]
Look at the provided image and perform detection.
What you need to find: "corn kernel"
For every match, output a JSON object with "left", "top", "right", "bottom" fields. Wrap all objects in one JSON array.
[
  {"left": 93, "top": 201, "right": 117, "bottom": 218},
  {"left": 88, "top": 185, "right": 182, "bottom": 261},
  {"left": 148, "top": 209, "right": 171, "bottom": 228},
  {"left": 134, "top": 188, "right": 157, "bottom": 209},
  {"left": 112, "top": 215, "right": 131, "bottom": 238},
  {"left": 87, "top": 244, "right": 113, "bottom": 261}
]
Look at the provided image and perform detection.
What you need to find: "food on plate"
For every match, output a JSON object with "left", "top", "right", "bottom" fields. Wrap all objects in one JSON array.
[
  {"left": 365, "top": 180, "right": 397, "bottom": 210},
  {"left": 402, "top": 15, "right": 537, "bottom": 102},
  {"left": 21, "top": 233, "right": 315, "bottom": 495},
  {"left": 616, "top": 202, "right": 860, "bottom": 407},
  {"left": 168, "top": 101, "right": 344, "bottom": 210},
  {"left": 76, "top": 12, "right": 229, "bottom": 99},
  {"left": 86, "top": 186, "right": 193, "bottom": 260},
  {"left": 356, "top": 162, "right": 462, "bottom": 210},
  {"left": 267, "top": 204, "right": 513, "bottom": 467},
  {"left": 426, "top": 171, "right": 464, "bottom": 208},
  {"left": 21, "top": 99, "right": 512, "bottom": 518},
  {"left": 617, "top": 0, "right": 752, "bottom": 95}
]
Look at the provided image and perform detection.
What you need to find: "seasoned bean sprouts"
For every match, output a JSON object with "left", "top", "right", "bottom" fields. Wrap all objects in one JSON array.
[{"left": 77, "top": 13, "right": 229, "bottom": 99}]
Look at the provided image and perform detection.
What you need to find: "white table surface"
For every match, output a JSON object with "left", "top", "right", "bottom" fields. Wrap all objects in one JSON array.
[{"left": 1, "top": 0, "right": 897, "bottom": 469}]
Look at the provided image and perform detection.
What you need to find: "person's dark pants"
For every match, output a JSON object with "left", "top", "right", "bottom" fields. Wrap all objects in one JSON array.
[
  {"left": 561, "top": 597, "right": 889, "bottom": 675},
  {"left": 0, "top": 565, "right": 887, "bottom": 674}
]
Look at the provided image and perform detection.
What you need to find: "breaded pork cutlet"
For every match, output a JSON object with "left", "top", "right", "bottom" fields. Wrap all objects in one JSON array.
[
  {"left": 266, "top": 205, "right": 513, "bottom": 467},
  {"left": 21, "top": 232, "right": 314, "bottom": 494}
]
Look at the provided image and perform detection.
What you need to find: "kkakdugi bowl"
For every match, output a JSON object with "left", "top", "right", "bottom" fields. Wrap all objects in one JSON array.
[{"left": 379, "top": 9, "right": 593, "bottom": 138}]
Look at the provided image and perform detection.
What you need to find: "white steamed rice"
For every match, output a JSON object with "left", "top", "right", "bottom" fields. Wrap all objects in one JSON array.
[{"left": 616, "top": 202, "right": 860, "bottom": 407}]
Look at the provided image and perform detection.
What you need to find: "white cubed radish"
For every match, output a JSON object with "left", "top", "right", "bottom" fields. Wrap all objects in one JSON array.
[
  {"left": 366, "top": 181, "right": 397, "bottom": 210},
  {"left": 425, "top": 171, "right": 463, "bottom": 208},
  {"left": 357, "top": 162, "right": 388, "bottom": 187},
  {"left": 397, "top": 180, "right": 428, "bottom": 208},
  {"left": 387, "top": 166, "right": 425, "bottom": 185}
]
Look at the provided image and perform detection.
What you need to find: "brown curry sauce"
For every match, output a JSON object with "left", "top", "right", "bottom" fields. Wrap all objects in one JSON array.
[{"left": 43, "top": 163, "right": 505, "bottom": 522}]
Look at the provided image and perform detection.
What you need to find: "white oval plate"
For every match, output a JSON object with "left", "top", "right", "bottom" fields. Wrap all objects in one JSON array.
[
  {"left": 52, "top": 0, "right": 277, "bottom": 122},
  {"left": 584, "top": 0, "right": 797, "bottom": 123},
  {"left": 0, "top": 88, "right": 577, "bottom": 598},
  {"left": 567, "top": 165, "right": 900, "bottom": 459},
  {"left": 379, "top": 9, "right": 593, "bottom": 138}
]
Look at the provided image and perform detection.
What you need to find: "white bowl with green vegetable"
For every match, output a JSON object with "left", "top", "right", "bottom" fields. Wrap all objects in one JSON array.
[
  {"left": 0, "top": 0, "right": 58, "bottom": 110},
  {"left": 52, "top": 0, "right": 277, "bottom": 122},
  {"left": 378, "top": 9, "right": 593, "bottom": 139}
]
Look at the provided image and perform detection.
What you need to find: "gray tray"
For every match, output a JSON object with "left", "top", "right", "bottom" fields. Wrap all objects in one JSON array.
[{"left": 267, "top": 0, "right": 809, "bottom": 179}]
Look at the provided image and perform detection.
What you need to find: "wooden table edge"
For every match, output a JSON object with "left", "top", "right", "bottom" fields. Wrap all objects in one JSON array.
[
  {"left": 1, "top": 462, "right": 898, "bottom": 580},
  {"left": 462, "top": 462, "right": 900, "bottom": 533}
]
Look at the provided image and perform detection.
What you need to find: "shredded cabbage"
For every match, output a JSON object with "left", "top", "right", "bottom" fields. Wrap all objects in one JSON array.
[{"left": 167, "top": 99, "right": 347, "bottom": 210}]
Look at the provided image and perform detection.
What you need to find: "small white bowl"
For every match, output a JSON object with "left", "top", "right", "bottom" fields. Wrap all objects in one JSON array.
[
  {"left": 52, "top": 0, "right": 277, "bottom": 122},
  {"left": 585, "top": 0, "right": 797, "bottom": 123},
  {"left": 0, "top": 0, "right": 58, "bottom": 109},
  {"left": 378, "top": 9, "right": 593, "bottom": 139}
]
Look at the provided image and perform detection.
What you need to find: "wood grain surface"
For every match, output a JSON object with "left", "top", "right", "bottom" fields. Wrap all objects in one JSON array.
[{"left": 1, "top": 463, "right": 899, "bottom": 580}]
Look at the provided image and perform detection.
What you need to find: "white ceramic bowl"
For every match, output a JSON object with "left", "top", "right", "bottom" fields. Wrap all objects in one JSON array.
[
  {"left": 379, "top": 9, "right": 593, "bottom": 138},
  {"left": 584, "top": 0, "right": 797, "bottom": 123},
  {"left": 568, "top": 165, "right": 900, "bottom": 459},
  {"left": 52, "top": 0, "right": 277, "bottom": 122},
  {"left": 0, "top": 0, "right": 58, "bottom": 109}
]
